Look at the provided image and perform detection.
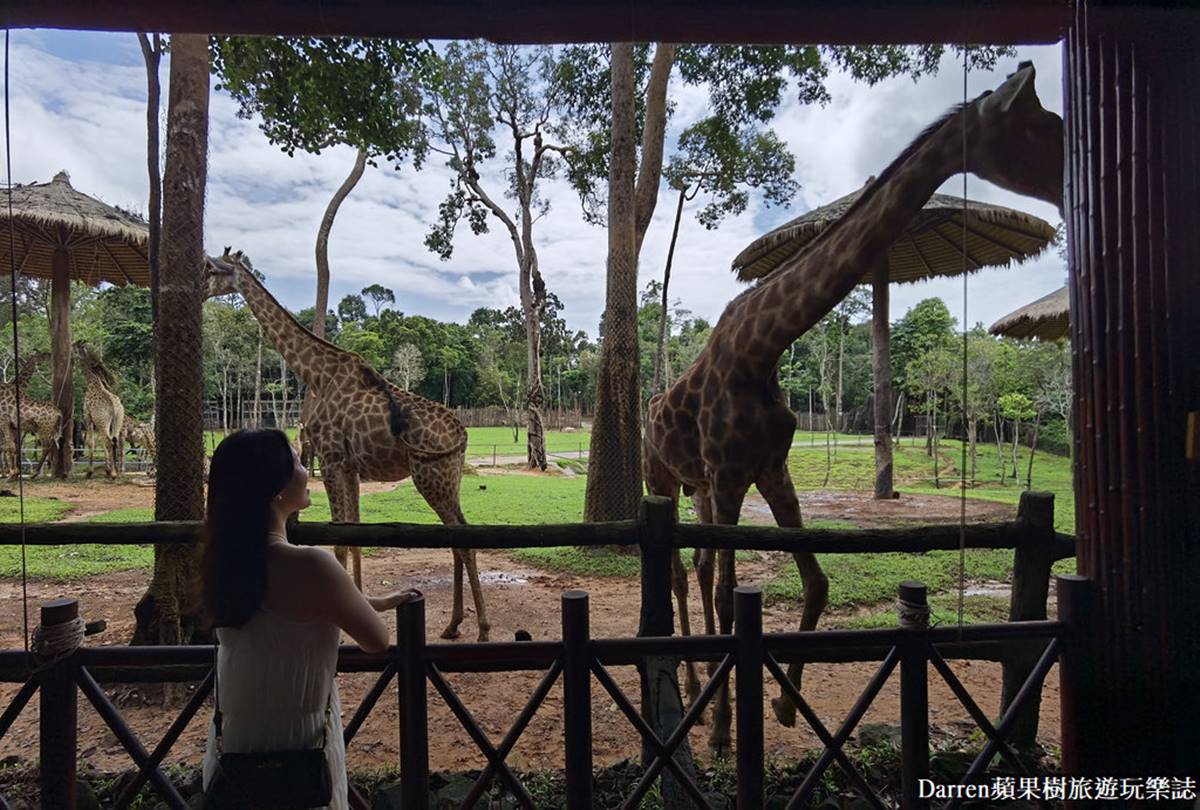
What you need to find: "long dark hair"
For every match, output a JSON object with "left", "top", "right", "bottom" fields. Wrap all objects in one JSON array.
[{"left": 202, "top": 429, "right": 296, "bottom": 628}]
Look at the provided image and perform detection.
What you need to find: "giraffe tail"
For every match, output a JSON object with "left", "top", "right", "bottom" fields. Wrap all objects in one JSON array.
[{"left": 360, "top": 364, "right": 410, "bottom": 437}]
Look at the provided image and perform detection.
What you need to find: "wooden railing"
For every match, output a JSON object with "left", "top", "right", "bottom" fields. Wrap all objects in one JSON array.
[
  {"left": 0, "top": 492, "right": 1077, "bottom": 808},
  {"left": 0, "top": 578, "right": 1085, "bottom": 810}
]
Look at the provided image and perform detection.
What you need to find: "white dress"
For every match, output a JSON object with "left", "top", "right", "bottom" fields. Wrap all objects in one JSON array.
[{"left": 202, "top": 607, "right": 348, "bottom": 810}]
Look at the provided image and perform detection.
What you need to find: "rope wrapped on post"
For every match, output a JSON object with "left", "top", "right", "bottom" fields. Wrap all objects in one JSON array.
[{"left": 31, "top": 616, "right": 84, "bottom": 670}]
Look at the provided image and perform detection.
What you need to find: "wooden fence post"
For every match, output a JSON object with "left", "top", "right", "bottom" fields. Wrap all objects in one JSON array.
[
  {"left": 898, "top": 581, "right": 929, "bottom": 810},
  {"left": 637, "top": 495, "right": 697, "bottom": 809},
  {"left": 1057, "top": 574, "right": 1100, "bottom": 791},
  {"left": 397, "top": 596, "right": 428, "bottom": 809},
  {"left": 734, "top": 586, "right": 764, "bottom": 810},
  {"left": 39, "top": 598, "right": 79, "bottom": 809},
  {"left": 1004, "top": 491, "right": 1055, "bottom": 748},
  {"left": 562, "top": 590, "right": 593, "bottom": 809}
]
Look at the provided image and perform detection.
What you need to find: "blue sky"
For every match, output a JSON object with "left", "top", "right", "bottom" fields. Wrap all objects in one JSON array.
[{"left": 5, "top": 31, "right": 1065, "bottom": 340}]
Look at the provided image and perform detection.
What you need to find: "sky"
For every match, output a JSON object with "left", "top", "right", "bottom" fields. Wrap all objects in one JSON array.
[{"left": 5, "top": 31, "right": 1066, "bottom": 340}]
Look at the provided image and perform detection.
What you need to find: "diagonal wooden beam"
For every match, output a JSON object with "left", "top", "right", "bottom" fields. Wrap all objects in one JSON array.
[
  {"left": 425, "top": 664, "right": 535, "bottom": 809},
  {"left": 113, "top": 669, "right": 213, "bottom": 809},
  {"left": 766, "top": 655, "right": 887, "bottom": 810},
  {"left": 0, "top": 675, "right": 38, "bottom": 741},
  {"left": 787, "top": 648, "right": 901, "bottom": 810},
  {"left": 76, "top": 667, "right": 186, "bottom": 809},
  {"left": 463, "top": 660, "right": 562, "bottom": 808}
]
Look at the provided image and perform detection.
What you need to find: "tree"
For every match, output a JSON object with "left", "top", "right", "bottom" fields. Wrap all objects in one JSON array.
[
  {"left": 133, "top": 34, "right": 210, "bottom": 649},
  {"left": 361, "top": 283, "right": 396, "bottom": 317},
  {"left": 423, "top": 43, "right": 571, "bottom": 471},
  {"left": 337, "top": 293, "right": 367, "bottom": 326},
  {"left": 998, "top": 392, "right": 1037, "bottom": 483},
  {"left": 905, "top": 347, "right": 956, "bottom": 487},
  {"left": 390, "top": 343, "right": 425, "bottom": 390},
  {"left": 136, "top": 33, "right": 163, "bottom": 331}
]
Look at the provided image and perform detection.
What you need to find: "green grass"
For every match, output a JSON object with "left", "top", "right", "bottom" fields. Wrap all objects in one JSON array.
[
  {"left": 85, "top": 508, "right": 154, "bottom": 523},
  {"left": 0, "top": 495, "right": 73, "bottom": 524},
  {"left": 203, "top": 427, "right": 299, "bottom": 455},
  {"left": 463, "top": 426, "right": 590, "bottom": 457},
  {"left": 299, "top": 472, "right": 589, "bottom": 525}
]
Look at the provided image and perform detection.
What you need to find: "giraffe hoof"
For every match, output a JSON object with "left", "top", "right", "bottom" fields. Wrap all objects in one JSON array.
[
  {"left": 771, "top": 696, "right": 797, "bottom": 728},
  {"left": 440, "top": 627, "right": 461, "bottom": 640},
  {"left": 476, "top": 630, "right": 490, "bottom": 643},
  {"left": 707, "top": 737, "right": 732, "bottom": 760}
]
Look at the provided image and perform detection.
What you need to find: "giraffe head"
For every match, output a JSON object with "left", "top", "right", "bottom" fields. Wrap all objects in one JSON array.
[
  {"left": 203, "top": 247, "right": 253, "bottom": 299},
  {"left": 969, "top": 62, "right": 1063, "bottom": 212}
]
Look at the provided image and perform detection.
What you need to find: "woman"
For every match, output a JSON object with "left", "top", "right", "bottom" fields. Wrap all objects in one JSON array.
[{"left": 201, "top": 429, "right": 419, "bottom": 809}]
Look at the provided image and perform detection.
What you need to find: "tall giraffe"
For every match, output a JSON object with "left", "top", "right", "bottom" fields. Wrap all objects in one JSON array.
[
  {"left": 0, "top": 352, "right": 47, "bottom": 476},
  {"left": 14, "top": 399, "right": 63, "bottom": 479},
  {"left": 203, "top": 250, "right": 490, "bottom": 641},
  {"left": 644, "top": 64, "right": 1063, "bottom": 755},
  {"left": 74, "top": 342, "right": 126, "bottom": 479}
]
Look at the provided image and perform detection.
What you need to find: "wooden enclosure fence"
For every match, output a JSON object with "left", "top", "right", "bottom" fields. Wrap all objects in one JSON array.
[{"left": 0, "top": 492, "right": 1077, "bottom": 808}]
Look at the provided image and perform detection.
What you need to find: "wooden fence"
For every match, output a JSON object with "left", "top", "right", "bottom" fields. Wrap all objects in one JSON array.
[{"left": 0, "top": 492, "right": 1077, "bottom": 808}]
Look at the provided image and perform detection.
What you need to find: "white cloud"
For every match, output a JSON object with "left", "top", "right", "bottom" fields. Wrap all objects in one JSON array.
[{"left": 7, "top": 33, "right": 1065, "bottom": 339}]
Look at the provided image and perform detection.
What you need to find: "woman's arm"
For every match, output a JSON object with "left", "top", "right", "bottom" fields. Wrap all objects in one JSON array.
[
  {"left": 366, "top": 589, "right": 422, "bottom": 613},
  {"left": 304, "top": 551, "right": 390, "bottom": 653}
]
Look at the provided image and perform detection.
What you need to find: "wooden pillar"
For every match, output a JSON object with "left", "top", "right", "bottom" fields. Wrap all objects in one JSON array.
[
  {"left": 872, "top": 260, "right": 894, "bottom": 499},
  {"left": 1066, "top": 3, "right": 1200, "bottom": 774},
  {"left": 49, "top": 246, "right": 73, "bottom": 479},
  {"left": 897, "top": 581, "right": 929, "bottom": 810},
  {"left": 562, "top": 590, "right": 593, "bottom": 809},
  {"left": 397, "top": 596, "right": 428, "bottom": 808}
]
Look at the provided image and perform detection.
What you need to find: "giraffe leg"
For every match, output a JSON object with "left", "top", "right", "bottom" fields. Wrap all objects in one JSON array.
[
  {"left": 643, "top": 449, "right": 698, "bottom": 702},
  {"left": 708, "top": 485, "right": 747, "bottom": 759},
  {"left": 342, "top": 474, "right": 362, "bottom": 589},
  {"left": 461, "top": 548, "right": 489, "bottom": 642},
  {"left": 85, "top": 420, "right": 96, "bottom": 479},
  {"left": 757, "top": 467, "right": 829, "bottom": 728},
  {"left": 413, "top": 457, "right": 483, "bottom": 640},
  {"left": 324, "top": 468, "right": 360, "bottom": 586},
  {"left": 443, "top": 550, "right": 465, "bottom": 640}
]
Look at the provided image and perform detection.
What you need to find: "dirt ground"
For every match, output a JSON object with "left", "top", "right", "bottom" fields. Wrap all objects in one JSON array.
[{"left": 0, "top": 480, "right": 1058, "bottom": 777}]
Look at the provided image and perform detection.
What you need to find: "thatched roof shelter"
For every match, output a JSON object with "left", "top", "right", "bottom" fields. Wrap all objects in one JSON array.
[
  {"left": 0, "top": 171, "right": 149, "bottom": 286},
  {"left": 989, "top": 284, "right": 1068, "bottom": 340},
  {"left": 732, "top": 186, "right": 1056, "bottom": 283},
  {"left": 731, "top": 179, "right": 1057, "bottom": 500},
  {"left": 0, "top": 171, "right": 151, "bottom": 477}
]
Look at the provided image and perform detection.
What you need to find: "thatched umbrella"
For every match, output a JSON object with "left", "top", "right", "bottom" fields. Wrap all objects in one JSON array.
[
  {"left": 0, "top": 171, "right": 149, "bottom": 477},
  {"left": 989, "top": 284, "right": 1068, "bottom": 341},
  {"left": 732, "top": 180, "right": 1056, "bottom": 499}
]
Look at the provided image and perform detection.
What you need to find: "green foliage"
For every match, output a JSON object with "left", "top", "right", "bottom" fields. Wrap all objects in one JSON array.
[{"left": 210, "top": 37, "right": 431, "bottom": 163}]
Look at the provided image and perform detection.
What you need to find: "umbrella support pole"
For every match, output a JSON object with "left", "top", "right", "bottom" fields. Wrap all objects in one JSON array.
[
  {"left": 50, "top": 247, "right": 73, "bottom": 479},
  {"left": 871, "top": 260, "right": 894, "bottom": 500}
]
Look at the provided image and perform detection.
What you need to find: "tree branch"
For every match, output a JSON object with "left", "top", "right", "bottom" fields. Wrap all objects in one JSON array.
[{"left": 633, "top": 43, "right": 677, "bottom": 255}]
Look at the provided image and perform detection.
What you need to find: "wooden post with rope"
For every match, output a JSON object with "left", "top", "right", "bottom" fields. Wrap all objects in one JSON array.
[{"left": 38, "top": 597, "right": 81, "bottom": 807}]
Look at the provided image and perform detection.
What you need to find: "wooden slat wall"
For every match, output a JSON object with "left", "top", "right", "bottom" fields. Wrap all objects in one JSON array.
[{"left": 1065, "top": 2, "right": 1200, "bottom": 775}]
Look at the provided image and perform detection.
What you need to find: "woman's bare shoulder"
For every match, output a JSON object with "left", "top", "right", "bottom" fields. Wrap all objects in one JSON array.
[{"left": 265, "top": 545, "right": 346, "bottom": 618}]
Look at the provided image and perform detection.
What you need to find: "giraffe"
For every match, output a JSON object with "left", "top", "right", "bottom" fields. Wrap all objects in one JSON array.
[
  {"left": 644, "top": 63, "right": 1063, "bottom": 756},
  {"left": 203, "top": 249, "right": 490, "bottom": 641},
  {"left": 122, "top": 418, "right": 157, "bottom": 471},
  {"left": 13, "top": 399, "right": 63, "bottom": 479},
  {"left": 73, "top": 341, "right": 126, "bottom": 479},
  {"left": 0, "top": 352, "right": 46, "bottom": 477}
]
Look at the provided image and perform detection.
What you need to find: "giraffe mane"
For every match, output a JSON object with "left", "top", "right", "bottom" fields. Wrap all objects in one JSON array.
[{"left": 77, "top": 344, "right": 118, "bottom": 389}]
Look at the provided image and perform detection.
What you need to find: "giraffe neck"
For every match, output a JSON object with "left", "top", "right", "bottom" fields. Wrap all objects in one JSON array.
[
  {"left": 233, "top": 266, "right": 345, "bottom": 389},
  {"left": 739, "top": 105, "right": 976, "bottom": 377},
  {"left": 14, "top": 354, "right": 39, "bottom": 393}
]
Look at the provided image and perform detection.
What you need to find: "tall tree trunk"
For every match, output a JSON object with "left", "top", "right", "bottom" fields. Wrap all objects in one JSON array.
[
  {"left": 522, "top": 257, "right": 547, "bottom": 470},
  {"left": 931, "top": 389, "right": 940, "bottom": 488},
  {"left": 137, "top": 32, "right": 162, "bottom": 362},
  {"left": 253, "top": 326, "right": 262, "bottom": 428},
  {"left": 968, "top": 416, "right": 978, "bottom": 486},
  {"left": 871, "top": 262, "right": 894, "bottom": 499},
  {"left": 133, "top": 33, "right": 210, "bottom": 648},
  {"left": 302, "top": 146, "right": 366, "bottom": 462},
  {"left": 995, "top": 412, "right": 1006, "bottom": 479},
  {"left": 835, "top": 323, "right": 845, "bottom": 434},
  {"left": 584, "top": 42, "right": 643, "bottom": 522},
  {"left": 1025, "top": 411, "right": 1041, "bottom": 490},
  {"left": 651, "top": 187, "right": 686, "bottom": 398},
  {"left": 1011, "top": 417, "right": 1020, "bottom": 479}
]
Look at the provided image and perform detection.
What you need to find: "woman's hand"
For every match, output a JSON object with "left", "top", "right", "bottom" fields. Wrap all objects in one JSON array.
[{"left": 367, "top": 588, "right": 423, "bottom": 613}]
